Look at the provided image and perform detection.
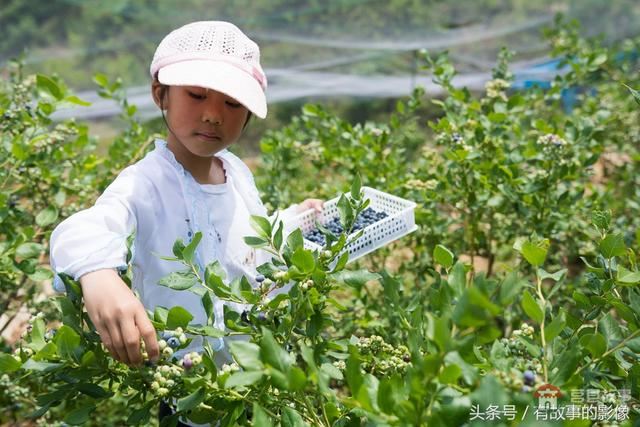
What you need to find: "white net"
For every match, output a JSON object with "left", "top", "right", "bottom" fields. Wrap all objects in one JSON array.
[{"left": 2, "top": 0, "right": 639, "bottom": 120}]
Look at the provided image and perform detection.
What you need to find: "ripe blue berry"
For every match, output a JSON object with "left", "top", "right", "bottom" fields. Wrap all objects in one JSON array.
[
  {"left": 241, "top": 311, "right": 250, "bottom": 324},
  {"left": 523, "top": 370, "right": 535, "bottom": 385},
  {"left": 167, "top": 337, "right": 180, "bottom": 348},
  {"left": 255, "top": 274, "right": 265, "bottom": 283}
]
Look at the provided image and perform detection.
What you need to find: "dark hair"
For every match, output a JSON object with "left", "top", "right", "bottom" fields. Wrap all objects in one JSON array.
[{"left": 155, "top": 78, "right": 252, "bottom": 129}]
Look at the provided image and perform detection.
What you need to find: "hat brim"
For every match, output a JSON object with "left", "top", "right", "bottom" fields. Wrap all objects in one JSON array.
[{"left": 158, "top": 59, "right": 267, "bottom": 119}]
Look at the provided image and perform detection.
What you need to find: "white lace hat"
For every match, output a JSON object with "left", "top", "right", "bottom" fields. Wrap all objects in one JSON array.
[{"left": 150, "top": 21, "right": 267, "bottom": 118}]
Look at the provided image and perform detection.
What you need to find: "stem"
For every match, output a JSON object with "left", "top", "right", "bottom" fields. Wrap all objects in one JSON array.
[
  {"left": 302, "top": 394, "right": 326, "bottom": 426},
  {"left": 535, "top": 272, "right": 549, "bottom": 383},
  {"left": 575, "top": 328, "right": 640, "bottom": 376}
]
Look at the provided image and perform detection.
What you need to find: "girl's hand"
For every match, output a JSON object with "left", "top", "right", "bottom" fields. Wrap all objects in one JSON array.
[
  {"left": 296, "top": 198, "right": 324, "bottom": 214},
  {"left": 79, "top": 269, "right": 159, "bottom": 366}
]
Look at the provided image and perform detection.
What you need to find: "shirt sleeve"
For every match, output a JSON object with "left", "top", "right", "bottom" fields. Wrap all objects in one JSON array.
[{"left": 49, "top": 166, "right": 142, "bottom": 292}]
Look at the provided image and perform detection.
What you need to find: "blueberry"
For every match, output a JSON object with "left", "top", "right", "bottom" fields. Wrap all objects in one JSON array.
[
  {"left": 257, "top": 312, "right": 267, "bottom": 322},
  {"left": 241, "top": 310, "right": 250, "bottom": 324},
  {"left": 523, "top": 370, "right": 535, "bottom": 385},
  {"left": 161, "top": 331, "right": 172, "bottom": 341},
  {"left": 182, "top": 356, "right": 193, "bottom": 370},
  {"left": 167, "top": 337, "right": 180, "bottom": 348},
  {"left": 255, "top": 274, "right": 265, "bottom": 283}
]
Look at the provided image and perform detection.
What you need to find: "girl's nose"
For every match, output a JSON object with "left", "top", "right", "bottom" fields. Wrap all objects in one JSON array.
[{"left": 202, "top": 95, "right": 224, "bottom": 124}]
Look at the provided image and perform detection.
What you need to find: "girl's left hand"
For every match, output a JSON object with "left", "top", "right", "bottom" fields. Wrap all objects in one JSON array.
[{"left": 297, "top": 198, "right": 324, "bottom": 214}]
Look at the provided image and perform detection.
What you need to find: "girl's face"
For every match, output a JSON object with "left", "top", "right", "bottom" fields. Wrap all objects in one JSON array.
[{"left": 154, "top": 84, "right": 249, "bottom": 158}]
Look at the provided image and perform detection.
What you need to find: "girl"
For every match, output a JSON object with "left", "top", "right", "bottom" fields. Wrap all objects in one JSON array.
[{"left": 50, "top": 21, "right": 322, "bottom": 372}]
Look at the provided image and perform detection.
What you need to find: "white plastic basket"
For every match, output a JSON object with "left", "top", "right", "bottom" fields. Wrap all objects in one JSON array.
[{"left": 290, "top": 186, "right": 417, "bottom": 263}]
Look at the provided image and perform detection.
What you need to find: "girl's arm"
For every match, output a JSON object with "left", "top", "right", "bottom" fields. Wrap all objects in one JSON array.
[{"left": 50, "top": 166, "right": 159, "bottom": 365}]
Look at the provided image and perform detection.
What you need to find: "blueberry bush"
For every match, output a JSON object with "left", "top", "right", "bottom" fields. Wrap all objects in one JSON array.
[{"left": 1, "top": 19, "right": 640, "bottom": 426}]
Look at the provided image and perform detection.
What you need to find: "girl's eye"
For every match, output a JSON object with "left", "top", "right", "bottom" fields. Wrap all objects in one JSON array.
[
  {"left": 188, "top": 92, "right": 206, "bottom": 100},
  {"left": 226, "top": 101, "right": 242, "bottom": 108}
]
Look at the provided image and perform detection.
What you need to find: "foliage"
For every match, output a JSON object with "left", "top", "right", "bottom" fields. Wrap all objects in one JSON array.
[{"left": 1, "top": 18, "right": 640, "bottom": 426}]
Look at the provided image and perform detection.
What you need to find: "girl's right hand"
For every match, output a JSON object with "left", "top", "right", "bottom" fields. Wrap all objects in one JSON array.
[{"left": 79, "top": 269, "right": 159, "bottom": 366}]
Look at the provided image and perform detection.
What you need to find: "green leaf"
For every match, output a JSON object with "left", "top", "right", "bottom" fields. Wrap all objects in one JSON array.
[
  {"left": 544, "top": 311, "right": 566, "bottom": 343},
  {"left": 427, "top": 314, "right": 450, "bottom": 352},
  {"left": 166, "top": 306, "right": 194, "bottom": 329},
  {"left": 488, "top": 112, "right": 507, "bottom": 123},
  {"left": 498, "top": 272, "right": 527, "bottom": 305},
  {"left": 624, "top": 83, "right": 640, "bottom": 106},
  {"left": 186, "top": 325, "right": 224, "bottom": 338},
  {"left": 172, "top": 239, "right": 185, "bottom": 258},
  {"left": 521, "top": 290, "right": 544, "bottom": 323},
  {"left": 617, "top": 266, "right": 640, "bottom": 285},
  {"left": 336, "top": 194, "right": 353, "bottom": 231},
  {"left": 591, "top": 210, "right": 611, "bottom": 232},
  {"left": 224, "top": 371, "right": 264, "bottom": 388},
  {"left": 345, "top": 354, "right": 363, "bottom": 396},
  {"left": 93, "top": 73, "right": 109, "bottom": 88},
  {"left": 439, "top": 364, "right": 462, "bottom": 384},
  {"left": 250, "top": 215, "right": 272, "bottom": 239},
  {"left": 252, "top": 403, "right": 272, "bottom": 427},
  {"left": 76, "top": 383, "right": 112, "bottom": 399},
  {"left": 287, "top": 229, "right": 304, "bottom": 252},
  {"left": 22, "top": 360, "right": 62, "bottom": 372},
  {"left": 35, "top": 206, "right": 59, "bottom": 227},
  {"left": 182, "top": 231, "right": 202, "bottom": 264},
  {"left": 447, "top": 261, "right": 466, "bottom": 296},
  {"left": 519, "top": 240, "right": 549, "bottom": 267},
  {"left": 201, "top": 292, "right": 214, "bottom": 325},
  {"left": 37, "top": 74, "right": 63, "bottom": 100},
  {"left": 244, "top": 236, "right": 269, "bottom": 248},
  {"left": 538, "top": 268, "right": 566, "bottom": 282},
  {"left": 291, "top": 248, "right": 315, "bottom": 273},
  {"left": 433, "top": 244, "right": 454, "bottom": 268},
  {"left": 126, "top": 402, "right": 154, "bottom": 425},
  {"left": 154, "top": 306, "right": 169, "bottom": 324},
  {"left": 273, "top": 221, "right": 284, "bottom": 251},
  {"left": 351, "top": 175, "right": 362, "bottom": 199},
  {"left": 320, "top": 363, "right": 343, "bottom": 380},
  {"left": 259, "top": 328, "right": 290, "bottom": 373},
  {"left": 16, "top": 243, "right": 43, "bottom": 259},
  {"left": 287, "top": 366, "right": 307, "bottom": 391},
  {"left": 64, "top": 404, "right": 95, "bottom": 425},
  {"left": 444, "top": 352, "right": 478, "bottom": 385},
  {"left": 0, "top": 353, "right": 21, "bottom": 372},
  {"left": 177, "top": 387, "right": 205, "bottom": 412},
  {"left": 600, "top": 233, "right": 627, "bottom": 258},
  {"left": 281, "top": 407, "right": 307, "bottom": 427},
  {"left": 229, "top": 341, "right": 264, "bottom": 370},
  {"left": 64, "top": 95, "right": 92, "bottom": 106},
  {"left": 54, "top": 325, "right": 81, "bottom": 361},
  {"left": 333, "top": 269, "right": 379, "bottom": 291},
  {"left": 598, "top": 313, "right": 624, "bottom": 347},
  {"left": 157, "top": 271, "right": 198, "bottom": 291},
  {"left": 579, "top": 333, "right": 607, "bottom": 358}
]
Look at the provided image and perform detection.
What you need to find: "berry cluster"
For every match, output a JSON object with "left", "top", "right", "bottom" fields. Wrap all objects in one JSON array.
[
  {"left": 494, "top": 323, "right": 542, "bottom": 392},
  {"left": 537, "top": 133, "right": 567, "bottom": 154},
  {"left": 150, "top": 364, "right": 182, "bottom": 398},
  {"left": 181, "top": 352, "right": 203, "bottom": 371},
  {"left": 304, "top": 208, "right": 388, "bottom": 245},
  {"left": 0, "top": 373, "right": 30, "bottom": 410},
  {"left": 350, "top": 335, "right": 411, "bottom": 377},
  {"left": 157, "top": 327, "right": 188, "bottom": 359}
]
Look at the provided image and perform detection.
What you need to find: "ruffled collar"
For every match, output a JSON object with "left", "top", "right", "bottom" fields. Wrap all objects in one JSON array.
[{"left": 153, "top": 139, "right": 229, "bottom": 187}]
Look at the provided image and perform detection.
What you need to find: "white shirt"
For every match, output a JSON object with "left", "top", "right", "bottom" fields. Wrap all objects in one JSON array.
[{"left": 50, "top": 139, "right": 297, "bottom": 363}]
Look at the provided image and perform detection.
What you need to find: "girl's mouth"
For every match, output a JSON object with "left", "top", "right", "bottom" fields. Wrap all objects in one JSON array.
[{"left": 195, "top": 132, "right": 221, "bottom": 141}]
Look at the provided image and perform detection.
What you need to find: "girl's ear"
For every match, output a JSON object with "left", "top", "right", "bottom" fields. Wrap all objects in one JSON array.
[{"left": 151, "top": 80, "right": 168, "bottom": 110}]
